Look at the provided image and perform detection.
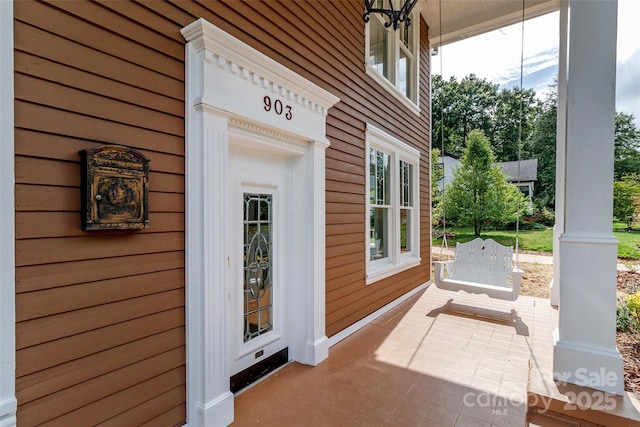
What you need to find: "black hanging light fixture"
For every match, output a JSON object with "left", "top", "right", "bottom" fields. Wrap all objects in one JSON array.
[{"left": 363, "top": 0, "right": 419, "bottom": 30}]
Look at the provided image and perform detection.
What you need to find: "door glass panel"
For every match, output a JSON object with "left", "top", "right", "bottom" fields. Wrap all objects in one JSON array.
[{"left": 243, "top": 193, "right": 273, "bottom": 342}]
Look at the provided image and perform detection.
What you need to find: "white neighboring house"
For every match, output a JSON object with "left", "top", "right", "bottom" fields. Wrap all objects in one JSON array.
[
  {"left": 437, "top": 156, "right": 538, "bottom": 214},
  {"left": 436, "top": 154, "right": 460, "bottom": 190},
  {"left": 499, "top": 159, "right": 538, "bottom": 215}
]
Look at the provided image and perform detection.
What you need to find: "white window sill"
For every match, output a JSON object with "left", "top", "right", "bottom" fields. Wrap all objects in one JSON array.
[
  {"left": 366, "top": 67, "right": 420, "bottom": 117},
  {"left": 366, "top": 256, "right": 422, "bottom": 285}
]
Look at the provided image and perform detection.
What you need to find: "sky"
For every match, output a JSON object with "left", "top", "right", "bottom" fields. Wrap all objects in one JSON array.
[{"left": 431, "top": 0, "right": 640, "bottom": 127}]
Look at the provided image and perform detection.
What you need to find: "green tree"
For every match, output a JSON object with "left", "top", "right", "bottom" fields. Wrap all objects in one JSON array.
[
  {"left": 526, "top": 84, "right": 557, "bottom": 208},
  {"left": 431, "top": 147, "right": 443, "bottom": 202},
  {"left": 432, "top": 74, "right": 498, "bottom": 157},
  {"left": 491, "top": 87, "right": 540, "bottom": 161},
  {"left": 444, "top": 130, "right": 526, "bottom": 236},
  {"left": 431, "top": 147, "right": 445, "bottom": 226},
  {"left": 614, "top": 177, "right": 640, "bottom": 230},
  {"left": 615, "top": 112, "right": 640, "bottom": 181}
]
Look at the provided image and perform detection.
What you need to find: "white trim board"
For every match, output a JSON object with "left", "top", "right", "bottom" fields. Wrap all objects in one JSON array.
[{"left": 0, "top": 1, "right": 16, "bottom": 426}]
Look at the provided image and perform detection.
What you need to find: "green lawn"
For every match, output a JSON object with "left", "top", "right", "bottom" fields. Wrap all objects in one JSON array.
[{"left": 433, "top": 223, "right": 640, "bottom": 260}]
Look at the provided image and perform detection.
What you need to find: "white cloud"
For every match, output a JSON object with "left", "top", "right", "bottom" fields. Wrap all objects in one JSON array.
[
  {"left": 616, "top": 48, "right": 640, "bottom": 121},
  {"left": 618, "top": 0, "right": 640, "bottom": 62}
]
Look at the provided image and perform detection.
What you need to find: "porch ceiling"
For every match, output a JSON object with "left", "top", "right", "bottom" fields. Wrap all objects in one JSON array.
[{"left": 419, "top": 0, "right": 559, "bottom": 49}]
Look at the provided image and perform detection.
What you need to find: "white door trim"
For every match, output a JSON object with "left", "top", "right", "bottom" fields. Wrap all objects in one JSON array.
[
  {"left": 181, "top": 18, "right": 339, "bottom": 427},
  {"left": 0, "top": 1, "right": 16, "bottom": 426}
]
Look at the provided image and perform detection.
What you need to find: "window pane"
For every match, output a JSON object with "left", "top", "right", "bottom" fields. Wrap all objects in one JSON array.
[
  {"left": 375, "top": 149, "right": 390, "bottom": 205},
  {"left": 370, "top": 148, "right": 377, "bottom": 204},
  {"left": 369, "top": 17, "right": 390, "bottom": 80},
  {"left": 400, "top": 160, "right": 413, "bottom": 207},
  {"left": 400, "top": 22, "right": 413, "bottom": 50},
  {"left": 400, "top": 208, "right": 411, "bottom": 253},
  {"left": 370, "top": 207, "right": 389, "bottom": 261},
  {"left": 399, "top": 48, "right": 414, "bottom": 100}
]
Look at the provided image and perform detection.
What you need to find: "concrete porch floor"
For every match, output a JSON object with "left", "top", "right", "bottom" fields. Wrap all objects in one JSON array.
[{"left": 233, "top": 285, "right": 557, "bottom": 426}]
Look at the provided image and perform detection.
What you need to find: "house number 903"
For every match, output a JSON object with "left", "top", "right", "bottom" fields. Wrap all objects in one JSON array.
[{"left": 263, "top": 96, "right": 292, "bottom": 120}]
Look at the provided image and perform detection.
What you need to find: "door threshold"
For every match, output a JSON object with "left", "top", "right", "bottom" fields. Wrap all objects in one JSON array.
[{"left": 230, "top": 347, "right": 289, "bottom": 394}]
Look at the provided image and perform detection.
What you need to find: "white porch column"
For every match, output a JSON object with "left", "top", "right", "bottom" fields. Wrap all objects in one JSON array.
[
  {"left": 553, "top": 0, "right": 623, "bottom": 395},
  {"left": 0, "top": 1, "right": 17, "bottom": 426},
  {"left": 549, "top": 0, "right": 568, "bottom": 308}
]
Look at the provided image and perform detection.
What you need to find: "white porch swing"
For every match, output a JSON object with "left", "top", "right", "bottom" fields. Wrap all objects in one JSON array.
[{"left": 432, "top": 0, "right": 527, "bottom": 302}]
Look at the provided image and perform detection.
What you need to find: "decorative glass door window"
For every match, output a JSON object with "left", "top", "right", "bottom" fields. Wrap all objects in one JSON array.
[{"left": 243, "top": 193, "right": 273, "bottom": 342}]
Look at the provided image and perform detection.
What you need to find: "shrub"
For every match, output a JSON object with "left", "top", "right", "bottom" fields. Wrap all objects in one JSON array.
[
  {"left": 535, "top": 206, "right": 556, "bottom": 226},
  {"left": 617, "top": 296, "right": 639, "bottom": 332},
  {"left": 625, "top": 262, "right": 640, "bottom": 274},
  {"left": 627, "top": 292, "right": 640, "bottom": 319}
]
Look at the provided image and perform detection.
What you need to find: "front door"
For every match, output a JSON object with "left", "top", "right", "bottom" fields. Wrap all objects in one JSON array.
[{"left": 228, "top": 144, "right": 292, "bottom": 392}]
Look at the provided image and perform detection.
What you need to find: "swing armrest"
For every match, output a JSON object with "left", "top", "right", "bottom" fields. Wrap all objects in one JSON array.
[
  {"left": 433, "top": 260, "right": 454, "bottom": 282},
  {"left": 511, "top": 267, "right": 524, "bottom": 298}
]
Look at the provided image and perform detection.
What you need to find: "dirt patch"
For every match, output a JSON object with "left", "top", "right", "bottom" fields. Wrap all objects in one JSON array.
[
  {"left": 519, "top": 262, "right": 552, "bottom": 299},
  {"left": 617, "top": 331, "right": 640, "bottom": 395},
  {"left": 616, "top": 270, "right": 640, "bottom": 395}
]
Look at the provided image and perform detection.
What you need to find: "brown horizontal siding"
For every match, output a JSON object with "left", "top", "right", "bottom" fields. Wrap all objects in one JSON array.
[
  {"left": 15, "top": 183, "right": 184, "bottom": 214},
  {"left": 98, "top": 386, "right": 186, "bottom": 427},
  {"left": 140, "top": 404, "right": 187, "bottom": 427},
  {"left": 326, "top": 267, "right": 366, "bottom": 289},
  {"left": 16, "top": 307, "right": 184, "bottom": 378},
  {"left": 21, "top": 365, "right": 185, "bottom": 426},
  {"left": 326, "top": 232, "right": 363, "bottom": 247},
  {"left": 15, "top": 155, "right": 183, "bottom": 191},
  {"left": 16, "top": 270, "right": 183, "bottom": 324},
  {"left": 15, "top": 1, "right": 184, "bottom": 79},
  {"left": 15, "top": 74, "right": 184, "bottom": 137},
  {"left": 14, "top": 21, "right": 183, "bottom": 100},
  {"left": 327, "top": 281, "right": 429, "bottom": 337},
  {"left": 16, "top": 233, "right": 184, "bottom": 266},
  {"left": 16, "top": 252, "right": 184, "bottom": 293},
  {"left": 17, "top": 289, "right": 184, "bottom": 349},
  {"left": 14, "top": 0, "right": 187, "bottom": 424},
  {"left": 15, "top": 52, "right": 184, "bottom": 118},
  {"left": 16, "top": 327, "right": 184, "bottom": 405},
  {"left": 16, "top": 211, "right": 184, "bottom": 239},
  {"left": 14, "top": 129, "right": 185, "bottom": 174},
  {"left": 326, "top": 223, "right": 366, "bottom": 237},
  {"left": 15, "top": 102, "right": 184, "bottom": 156},
  {"left": 326, "top": 261, "right": 365, "bottom": 283}
]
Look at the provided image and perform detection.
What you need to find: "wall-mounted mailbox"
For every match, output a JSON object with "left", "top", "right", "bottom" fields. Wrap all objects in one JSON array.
[{"left": 80, "top": 145, "right": 149, "bottom": 231}]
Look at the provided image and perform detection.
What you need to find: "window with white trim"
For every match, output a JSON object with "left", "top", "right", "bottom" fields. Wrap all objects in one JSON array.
[
  {"left": 366, "top": 4, "right": 419, "bottom": 108},
  {"left": 366, "top": 125, "right": 420, "bottom": 283}
]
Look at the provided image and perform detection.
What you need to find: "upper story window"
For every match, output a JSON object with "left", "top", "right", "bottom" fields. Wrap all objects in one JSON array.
[
  {"left": 366, "top": 124, "right": 421, "bottom": 283},
  {"left": 366, "top": 4, "right": 420, "bottom": 113}
]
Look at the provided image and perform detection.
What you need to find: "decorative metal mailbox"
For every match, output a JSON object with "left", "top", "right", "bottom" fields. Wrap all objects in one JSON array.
[{"left": 80, "top": 145, "right": 149, "bottom": 231}]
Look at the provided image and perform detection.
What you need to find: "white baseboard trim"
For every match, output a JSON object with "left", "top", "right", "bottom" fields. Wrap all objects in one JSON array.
[
  {"left": 327, "top": 282, "right": 430, "bottom": 348},
  {"left": 0, "top": 396, "right": 17, "bottom": 427}
]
